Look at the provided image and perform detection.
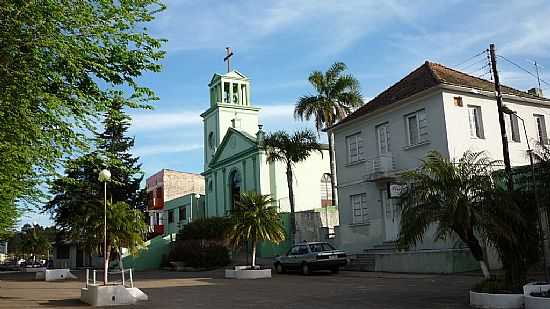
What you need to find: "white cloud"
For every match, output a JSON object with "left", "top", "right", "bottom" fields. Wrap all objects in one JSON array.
[
  {"left": 130, "top": 111, "right": 201, "bottom": 132},
  {"left": 258, "top": 104, "right": 294, "bottom": 120},
  {"left": 134, "top": 143, "right": 203, "bottom": 156}
]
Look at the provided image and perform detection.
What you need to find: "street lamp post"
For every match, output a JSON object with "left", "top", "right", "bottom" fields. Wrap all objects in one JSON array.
[
  {"left": 502, "top": 106, "right": 549, "bottom": 282},
  {"left": 98, "top": 169, "right": 111, "bottom": 285}
]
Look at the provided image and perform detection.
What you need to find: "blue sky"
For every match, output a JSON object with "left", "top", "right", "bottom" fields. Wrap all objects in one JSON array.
[{"left": 24, "top": 0, "right": 550, "bottom": 227}]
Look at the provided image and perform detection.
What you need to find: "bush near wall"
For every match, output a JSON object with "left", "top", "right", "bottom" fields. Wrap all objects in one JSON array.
[{"left": 169, "top": 217, "right": 232, "bottom": 269}]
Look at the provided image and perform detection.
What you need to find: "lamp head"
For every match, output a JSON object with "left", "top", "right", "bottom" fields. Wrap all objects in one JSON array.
[
  {"left": 98, "top": 169, "right": 111, "bottom": 182},
  {"left": 501, "top": 105, "right": 516, "bottom": 115}
]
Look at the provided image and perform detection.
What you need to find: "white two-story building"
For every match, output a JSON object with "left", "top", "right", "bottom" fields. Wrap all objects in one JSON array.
[{"left": 329, "top": 61, "right": 550, "bottom": 273}]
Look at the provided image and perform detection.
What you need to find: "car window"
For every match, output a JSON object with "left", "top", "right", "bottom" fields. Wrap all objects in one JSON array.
[
  {"left": 309, "top": 243, "right": 336, "bottom": 252},
  {"left": 298, "top": 245, "right": 309, "bottom": 255},
  {"left": 289, "top": 246, "right": 300, "bottom": 256}
]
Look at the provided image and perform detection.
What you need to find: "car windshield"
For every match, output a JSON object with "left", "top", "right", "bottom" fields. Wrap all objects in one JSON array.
[{"left": 309, "top": 243, "right": 335, "bottom": 252}]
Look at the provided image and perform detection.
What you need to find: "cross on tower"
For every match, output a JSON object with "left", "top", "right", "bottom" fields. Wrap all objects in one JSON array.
[{"left": 224, "top": 47, "right": 234, "bottom": 73}]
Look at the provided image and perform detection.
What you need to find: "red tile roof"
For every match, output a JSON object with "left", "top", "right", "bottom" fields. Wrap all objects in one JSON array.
[{"left": 332, "top": 61, "right": 549, "bottom": 129}]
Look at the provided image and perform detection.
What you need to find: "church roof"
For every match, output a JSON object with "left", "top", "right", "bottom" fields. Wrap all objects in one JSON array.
[
  {"left": 209, "top": 70, "right": 249, "bottom": 85},
  {"left": 208, "top": 127, "right": 258, "bottom": 168},
  {"left": 331, "top": 61, "right": 550, "bottom": 129}
]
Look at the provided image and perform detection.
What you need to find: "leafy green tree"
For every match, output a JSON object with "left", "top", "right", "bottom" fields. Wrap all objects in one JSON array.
[
  {"left": 21, "top": 224, "right": 52, "bottom": 261},
  {"left": 0, "top": 0, "right": 165, "bottom": 236},
  {"left": 227, "top": 192, "right": 285, "bottom": 267},
  {"left": 263, "top": 129, "right": 322, "bottom": 244},
  {"left": 46, "top": 102, "right": 147, "bottom": 283},
  {"left": 398, "top": 151, "right": 499, "bottom": 279},
  {"left": 294, "top": 62, "right": 363, "bottom": 206}
]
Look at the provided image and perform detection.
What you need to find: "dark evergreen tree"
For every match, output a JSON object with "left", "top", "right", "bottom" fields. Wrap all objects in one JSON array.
[{"left": 97, "top": 96, "right": 145, "bottom": 210}]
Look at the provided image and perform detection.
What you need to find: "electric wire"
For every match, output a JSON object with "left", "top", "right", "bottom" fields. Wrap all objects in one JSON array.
[{"left": 497, "top": 55, "right": 550, "bottom": 89}]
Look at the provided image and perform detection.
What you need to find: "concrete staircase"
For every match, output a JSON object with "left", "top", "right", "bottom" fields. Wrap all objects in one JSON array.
[{"left": 344, "top": 242, "right": 397, "bottom": 272}]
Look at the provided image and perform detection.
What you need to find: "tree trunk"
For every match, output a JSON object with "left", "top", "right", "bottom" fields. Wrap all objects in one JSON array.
[
  {"left": 251, "top": 242, "right": 256, "bottom": 267},
  {"left": 104, "top": 247, "right": 110, "bottom": 285},
  {"left": 286, "top": 164, "right": 296, "bottom": 245},
  {"left": 464, "top": 231, "right": 490, "bottom": 279},
  {"left": 327, "top": 132, "right": 338, "bottom": 207}
]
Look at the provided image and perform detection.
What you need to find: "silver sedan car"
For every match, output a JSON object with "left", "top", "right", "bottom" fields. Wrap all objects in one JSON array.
[{"left": 273, "top": 241, "right": 347, "bottom": 275}]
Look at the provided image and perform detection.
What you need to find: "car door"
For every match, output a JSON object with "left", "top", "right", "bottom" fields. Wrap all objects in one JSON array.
[{"left": 284, "top": 245, "right": 300, "bottom": 269}]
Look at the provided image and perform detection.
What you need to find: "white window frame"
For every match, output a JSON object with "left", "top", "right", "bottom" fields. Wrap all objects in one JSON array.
[
  {"left": 534, "top": 114, "right": 548, "bottom": 145},
  {"left": 467, "top": 105, "right": 484, "bottom": 139},
  {"left": 505, "top": 113, "right": 521, "bottom": 143},
  {"left": 351, "top": 193, "right": 368, "bottom": 225},
  {"left": 346, "top": 132, "right": 364, "bottom": 164},
  {"left": 376, "top": 123, "right": 391, "bottom": 155},
  {"left": 405, "top": 109, "right": 428, "bottom": 146}
]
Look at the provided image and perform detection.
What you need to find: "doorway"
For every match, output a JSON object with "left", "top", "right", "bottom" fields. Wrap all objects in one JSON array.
[{"left": 381, "top": 189, "right": 400, "bottom": 242}]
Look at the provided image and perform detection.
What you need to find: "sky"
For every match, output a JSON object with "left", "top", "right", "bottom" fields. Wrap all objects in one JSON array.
[{"left": 23, "top": 0, "right": 550, "bottom": 227}]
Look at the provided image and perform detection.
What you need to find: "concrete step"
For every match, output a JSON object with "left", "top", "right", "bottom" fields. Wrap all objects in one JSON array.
[{"left": 343, "top": 254, "right": 376, "bottom": 272}]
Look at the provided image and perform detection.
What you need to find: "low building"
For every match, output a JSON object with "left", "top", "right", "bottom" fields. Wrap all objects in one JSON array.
[
  {"left": 146, "top": 169, "right": 205, "bottom": 237},
  {"left": 52, "top": 240, "right": 102, "bottom": 269},
  {"left": 163, "top": 193, "right": 205, "bottom": 235},
  {"left": 329, "top": 61, "right": 550, "bottom": 273}
]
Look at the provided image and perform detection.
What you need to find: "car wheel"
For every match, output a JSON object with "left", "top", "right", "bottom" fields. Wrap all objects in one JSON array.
[
  {"left": 301, "top": 263, "right": 310, "bottom": 275},
  {"left": 330, "top": 266, "right": 339, "bottom": 274},
  {"left": 275, "top": 263, "right": 285, "bottom": 274}
]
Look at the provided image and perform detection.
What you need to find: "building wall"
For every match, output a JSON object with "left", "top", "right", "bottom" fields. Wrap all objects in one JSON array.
[
  {"left": 163, "top": 193, "right": 204, "bottom": 235},
  {"left": 333, "top": 90, "right": 450, "bottom": 253},
  {"left": 442, "top": 89, "right": 550, "bottom": 165}
]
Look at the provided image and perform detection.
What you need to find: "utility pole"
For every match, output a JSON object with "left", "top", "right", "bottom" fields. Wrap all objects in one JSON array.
[{"left": 489, "top": 43, "right": 513, "bottom": 192}]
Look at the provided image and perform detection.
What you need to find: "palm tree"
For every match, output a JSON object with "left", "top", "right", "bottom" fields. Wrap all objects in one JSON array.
[
  {"left": 227, "top": 192, "right": 286, "bottom": 267},
  {"left": 294, "top": 62, "right": 363, "bottom": 207},
  {"left": 21, "top": 226, "right": 51, "bottom": 262},
  {"left": 398, "top": 151, "right": 500, "bottom": 279},
  {"left": 263, "top": 129, "right": 322, "bottom": 244}
]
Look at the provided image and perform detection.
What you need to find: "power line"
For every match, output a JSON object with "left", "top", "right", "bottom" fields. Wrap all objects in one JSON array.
[
  {"left": 497, "top": 54, "right": 550, "bottom": 89},
  {"left": 454, "top": 49, "right": 488, "bottom": 68},
  {"left": 460, "top": 57, "right": 488, "bottom": 72}
]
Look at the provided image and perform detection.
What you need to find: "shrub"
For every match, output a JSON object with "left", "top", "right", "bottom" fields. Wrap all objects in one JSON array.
[
  {"left": 176, "top": 217, "right": 231, "bottom": 242},
  {"left": 168, "top": 240, "right": 230, "bottom": 269},
  {"left": 473, "top": 278, "right": 523, "bottom": 294}
]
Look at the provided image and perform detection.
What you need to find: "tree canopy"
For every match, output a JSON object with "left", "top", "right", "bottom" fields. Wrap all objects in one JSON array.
[{"left": 0, "top": 0, "right": 165, "bottom": 235}]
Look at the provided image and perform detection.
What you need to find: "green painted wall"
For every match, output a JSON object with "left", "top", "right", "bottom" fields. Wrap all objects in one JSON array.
[
  {"left": 257, "top": 212, "right": 291, "bottom": 257},
  {"left": 123, "top": 234, "right": 173, "bottom": 271}
]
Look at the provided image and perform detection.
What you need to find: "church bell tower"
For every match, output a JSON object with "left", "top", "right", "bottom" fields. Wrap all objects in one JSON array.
[{"left": 200, "top": 51, "right": 260, "bottom": 169}]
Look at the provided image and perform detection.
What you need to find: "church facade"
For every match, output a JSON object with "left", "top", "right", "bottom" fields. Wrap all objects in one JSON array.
[{"left": 200, "top": 70, "right": 336, "bottom": 244}]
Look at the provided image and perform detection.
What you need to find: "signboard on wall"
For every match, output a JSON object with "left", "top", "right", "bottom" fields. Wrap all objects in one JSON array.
[{"left": 387, "top": 182, "right": 407, "bottom": 199}]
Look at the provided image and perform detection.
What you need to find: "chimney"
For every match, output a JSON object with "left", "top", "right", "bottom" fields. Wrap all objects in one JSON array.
[{"left": 528, "top": 87, "right": 543, "bottom": 97}]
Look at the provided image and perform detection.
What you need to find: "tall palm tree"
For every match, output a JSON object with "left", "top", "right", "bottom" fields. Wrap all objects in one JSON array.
[
  {"left": 294, "top": 62, "right": 363, "bottom": 206},
  {"left": 227, "top": 192, "right": 286, "bottom": 267},
  {"left": 398, "top": 151, "right": 500, "bottom": 279},
  {"left": 263, "top": 129, "right": 322, "bottom": 244}
]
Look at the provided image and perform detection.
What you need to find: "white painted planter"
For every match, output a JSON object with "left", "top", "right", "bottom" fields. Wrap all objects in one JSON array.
[
  {"left": 35, "top": 269, "right": 77, "bottom": 281},
  {"left": 523, "top": 282, "right": 550, "bottom": 296},
  {"left": 469, "top": 290, "right": 524, "bottom": 309},
  {"left": 80, "top": 284, "right": 148, "bottom": 307},
  {"left": 525, "top": 295, "right": 550, "bottom": 309},
  {"left": 225, "top": 266, "right": 271, "bottom": 279},
  {"left": 23, "top": 267, "right": 46, "bottom": 273}
]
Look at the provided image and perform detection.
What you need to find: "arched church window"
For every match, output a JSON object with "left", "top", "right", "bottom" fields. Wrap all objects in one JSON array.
[
  {"left": 229, "top": 169, "right": 242, "bottom": 209},
  {"left": 320, "top": 173, "right": 333, "bottom": 207},
  {"left": 208, "top": 132, "right": 215, "bottom": 150},
  {"left": 208, "top": 180, "right": 213, "bottom": 192}
]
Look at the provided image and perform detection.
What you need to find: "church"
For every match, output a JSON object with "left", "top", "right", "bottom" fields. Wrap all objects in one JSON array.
[{"left": 200, "top": 63, "right": 337, "bottom": 248}]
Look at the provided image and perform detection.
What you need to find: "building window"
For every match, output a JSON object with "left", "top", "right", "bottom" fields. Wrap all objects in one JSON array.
[
  {"left": 506, "top": 113, "right": 521, "bottom": 143},
  {"left": 346, "top": 133, "right": 364, "bottom": 163},
  {"left": 168, "top": 210, "right": 174, "bottom": 224},
  {"left": 351, "top": 193, "right": 368, "bottom": 224},
  {"left": 208, "top": 132, "right": 215, "bottom": 150},
  {"left": 320, "top": 174, "right": 332, "bottom": 207},
  {"left": 534, "top": 114, "right": 548, "bottom": 145},
  {"left": 229, "top": 169, "right": 242, "bottom": 209},
  {"left": 405, "top": 109, "right": 428, "bottom": 146},
  {"left": 467, "top": 105, "right": 484, "bottom": 139},
  {"left": 376, "top": 123, "right": 391, "bottom": 154},
  {"left": 454, "top": 96, "right": 463, "bottom": 107},
  {"left": 179, "top": 207, "right": 187, "bottom": 221}
]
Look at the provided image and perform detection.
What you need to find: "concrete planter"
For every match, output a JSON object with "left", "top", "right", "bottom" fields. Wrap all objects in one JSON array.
[
  {"left": 469, "top": 290, "right": 524, "bottom": 309},
  {"left": 225, "top": 266, "right": 271, "bottom": 279},
  {"left": 523, "top": 282, "right": 550, "bottom": 296},
  {"left": 35, "top": 269, "right": 77, "bottom": 281},
  {"left": 80, "top": 284, "right": 148, "bottom": 306},
  {"left": 525, "top": 294, "right": 550, "bottom": 309}
]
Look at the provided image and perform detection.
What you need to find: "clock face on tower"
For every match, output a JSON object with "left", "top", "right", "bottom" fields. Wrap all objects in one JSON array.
[{"left": 208, "top": 132, "right": 215, "bottom": 150}]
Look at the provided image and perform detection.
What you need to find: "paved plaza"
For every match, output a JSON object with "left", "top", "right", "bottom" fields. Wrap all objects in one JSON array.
[{"left": 0, "top": 269, "right": 482, "bottom": 308}]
